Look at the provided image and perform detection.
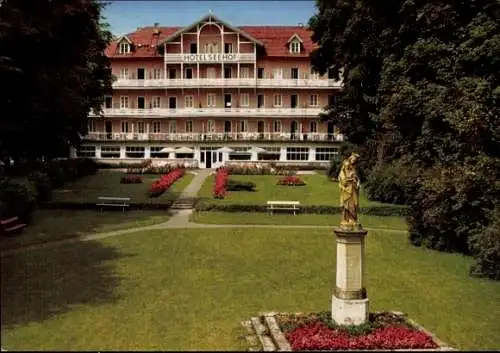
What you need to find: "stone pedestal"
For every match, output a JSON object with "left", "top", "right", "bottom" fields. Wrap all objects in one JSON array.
[{"left": 332, "top": 226, "right": 369, "bottom": 325}]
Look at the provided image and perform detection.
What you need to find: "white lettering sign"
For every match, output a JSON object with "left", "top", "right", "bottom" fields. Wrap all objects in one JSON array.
[{"left": 182, "top": 53, "right": 238, "bottom": 62}]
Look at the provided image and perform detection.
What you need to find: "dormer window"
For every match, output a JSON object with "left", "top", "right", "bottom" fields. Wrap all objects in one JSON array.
[
  {"left": 119, "top": 42, "right": 130, "bottom": 54},
  {"left": 290, "top": 40, "right": 301, "bottom": 53}
]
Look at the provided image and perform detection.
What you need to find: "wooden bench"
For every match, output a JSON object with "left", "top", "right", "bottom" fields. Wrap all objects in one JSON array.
[
  {"left": 266, "top": 201, "right": 301, "bottom": 215},
  {"left": 96, "top": 197, "right": 131, "bottom": 212},
  {"left": 1, "top": 216, "right": 27, "bottom": 236}
]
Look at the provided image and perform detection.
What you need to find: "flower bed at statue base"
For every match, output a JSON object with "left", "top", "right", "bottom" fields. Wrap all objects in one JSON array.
[{"left": 240, "top": 311, "right": 456, "bottom": 352}]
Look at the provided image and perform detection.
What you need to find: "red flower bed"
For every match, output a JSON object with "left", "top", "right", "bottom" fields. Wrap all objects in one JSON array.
[
  {"left": 286, "top": 322, "right": 438, "bottom": 351},
  {"left": 213, "top": 167, "right": 229, "bottom": 199},
  {"left": 148, "top": 168, "right": 185, "bottom": 197},
  {"left": 120, "top": 174, "right": 143, "bottom": 184},
  {"left": 277, "top": 175, "right": 306, "bottom": 186}
]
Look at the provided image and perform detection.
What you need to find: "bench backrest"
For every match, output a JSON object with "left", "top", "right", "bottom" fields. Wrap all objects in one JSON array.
[
  {"left": 267, "top": 201, "right": 300, "bottom": 205},
  {"left": 98, "top": 197, "right": 131, "bottom": 201}
]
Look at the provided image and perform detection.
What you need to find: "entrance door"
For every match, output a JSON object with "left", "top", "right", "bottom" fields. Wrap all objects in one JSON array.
[
  {"left": 137, "top": 68, "right": 145, "bottom": 80},
  {"left": 290, "top": 120, "right": 299, "bottom": 140},
  {"left": 105, "top": 121, "right": 112, "bottom": 140},
  {"left": 224, "top": 94, "right": 232, "bottom": 108},
  {"left": 205, "top": 150, "right": 212, "bottom": 168},
  {"left": 291, "top": 95, "right": 298, "bottom": 108},
  {"left": 169, "top": 97, "right": 177, "bottom": 109},
  {"left": 327, "top": 121, "right": 334, "bottom": 140}
]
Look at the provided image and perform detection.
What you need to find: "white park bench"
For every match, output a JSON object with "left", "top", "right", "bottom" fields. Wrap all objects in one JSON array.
[
  {"left": 266, "top": 201, "right": 301, "bottom": 215},
  {"left": 96, "top": 196, "right": 131, "bottom": 212}
]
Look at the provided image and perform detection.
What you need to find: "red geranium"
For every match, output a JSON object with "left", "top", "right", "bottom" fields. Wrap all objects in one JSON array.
[
  {"left": 277, "top": 176, "right": 305, "bottom": 186},
  {"left": 148, "top": 168, "right": 185, "bottom": 197},
  {"left": 213, "top": 167, "right": 229, "bottom": 199}
]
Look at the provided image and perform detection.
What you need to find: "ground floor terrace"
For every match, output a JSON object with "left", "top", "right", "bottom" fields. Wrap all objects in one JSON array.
[{"left": 75, "top": 141, "right": 338, "bottom": 169}]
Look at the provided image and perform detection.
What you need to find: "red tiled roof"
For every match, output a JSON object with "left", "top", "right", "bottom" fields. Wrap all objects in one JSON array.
[{"left": 107, "top": 25, "right": 316, "bottom": 58}]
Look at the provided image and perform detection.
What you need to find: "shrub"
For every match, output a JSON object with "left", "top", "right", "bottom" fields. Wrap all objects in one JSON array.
[
  {"left": 469, "top": 206, "right": 500, "bottom": 280},
  {"left": 120, "top": 175, "right": 143, "bottom": 184},
  {"left": 148, "top": 168, "right": 185, "bottom": 198},
  {"left": 226, "top": 179, "right": 256, "bottom": 192},
  {"left": 408, "top": 161, "right": 498, "bottom": 257},
  {"left": 27, "top": 171, "right": 52, "bottom": 202},
  {"left": 277, "top": 176, "right": 306, "bottom": 186},
  {"left": 213, "top": 167, "right": 229, "bottom": 199},
  {"left": 364, "top": 161, "right": 418, "bottom": 205},
  {"left": 0, "top": 178, "right": 37, "bottom": 223}
]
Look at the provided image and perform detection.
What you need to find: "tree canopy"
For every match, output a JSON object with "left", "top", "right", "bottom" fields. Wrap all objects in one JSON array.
[
  {"left": 0, "top": 0, "right": 113, "bottom": 164},
  {"left": 310, "top": 0, "right": 500, "bottom": 279}
]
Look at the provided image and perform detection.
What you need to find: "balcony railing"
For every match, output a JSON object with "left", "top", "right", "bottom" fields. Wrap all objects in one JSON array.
[
  {"left": 112, "top": 78, "right": 343, "bottom": 89},
  {"left": 164, "top": 53, "right": 256, "bottom": 63},
  {"left": 90, "top": 107, "right": 325, "bottom": 117},
  {"left": 85, "top": 132, "right": 344, "bottom": 142}
]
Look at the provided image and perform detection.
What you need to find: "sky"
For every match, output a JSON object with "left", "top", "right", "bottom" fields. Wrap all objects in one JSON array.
[{"left": 102, "top": 0, "right": 317, "bottom": 36}]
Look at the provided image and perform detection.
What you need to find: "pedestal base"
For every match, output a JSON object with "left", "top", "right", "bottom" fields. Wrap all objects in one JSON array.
[{"left": 332, "top": 295, "right": 369, "bottom": 325}]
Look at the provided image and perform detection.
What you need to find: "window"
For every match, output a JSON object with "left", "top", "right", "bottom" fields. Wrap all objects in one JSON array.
[
  {"left": 120, "top": 96, "right": 129, "bottom": 109},
  {"left": 125, "top": 146, "right": 145, "bottom": 158},
  {"left": 290, "top": 41, "right": 301, "bottom": 53},
  {"left": 207, "top": 120, "right": 215, "bottom": 132},
  {"left": 286, "top": 147, "right": 309, "bottom": 161},
  {"left": 185, "top": 68, "right": 193, "bottom": 79},
  {"left": 207, "top": 94, "right": 216, "bottom": 107},
  {"left": 120, "top": 68, "right": 129, "bottom": 80},
  {"left": 137, "top": 96, "right": 145, "bottom": 109},
  {"left": 185, "top": 96, "right": 194, "bottom": 108},
  {"left": 169, "top": 120, "right": 177, "bottom": 133},
  {"left": 88, "top": 120, "right": 96, "bottom": 132},
  {"left": 309, "top": 94, "right": 319, "bottom": 107},
  {"left": 240, "top": 93, "right": 249, "bottom": 107},
  {"left": 105, "top": 96, "right": 112, "bottom": 109},
  {"left": 152, "top": 96, "right": 161, "bottom": 108},
  {"left": 257, "top": 147, "right": 280, "bottom": 161},
  {"left": 240, "top": 120, "right": 248, "bottom": 132},
  {"left": 310, "top": 68, "right": 320, "bottom": 79},
  {"left": 101, "top": 146, "right": 120, "bottom": 158},
  {"left": 150, "top": 146, "right": 170, "bottom": 158},
  {"left": 190, "top": 43, "right": 197, "bottom": 54},
  {"left": 137, "top": 121, "right": 145, "bottom": 133},
  {"left": 185, "top": 120, "right": 193, "bottom": 133},
  {"left": 153, "top": 68, "right": 161, "bottom": 79},
  {"left": 152, "top": 121, "right": 161, "bottom": 133},
  {"left": 315, "top": 147, "right": 338, "bottom": 161},
  {"left": 273, "top": 68, "right": 283, "bottom": 79},
  {"left": 121, "top": 121, "right": 129, "bottom": 133},
  {"left": 291, "top": 68, "right": 299, "bottom": 79},
  {"left": 273, "top": 94, "right": 283, "bottom": 107},
  {"left": 257, "top": 68, "right": 264, "bottom": 79},
  {"left": 224, "top": 43, "right": 233, "bottom": 53},
  {"left": 273, "top": 120, "right": 282, "bottom": 132},
  {"left": 169, "top": 68, "right": 177, "bottom": 79},
  {"left": 224, "top": 67, "right": 232, "bottom": 79},
  {"left": 119, "top": 42, "right": 130, "bottom": 54},
  {"left": 207, "top": 67, "right": 216, "bottom": 78},
  {"left": 76, "top": 145, "right": 96, "bottom": 158},
  {"left": 310, "top": 121, "right": 318, "bottom": 133},
  {"left": 240, "top": 67, "right": 249, "bottom": 78}
]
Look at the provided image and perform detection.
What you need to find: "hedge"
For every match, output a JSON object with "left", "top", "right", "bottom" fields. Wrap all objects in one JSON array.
[{"left": 195, "top": 203, "right": 408, "bottom": 216}]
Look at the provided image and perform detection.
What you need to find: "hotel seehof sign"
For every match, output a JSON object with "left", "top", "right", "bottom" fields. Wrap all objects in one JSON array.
[{"left": 182, "top": 53, "right": 238, "bottom": 63}]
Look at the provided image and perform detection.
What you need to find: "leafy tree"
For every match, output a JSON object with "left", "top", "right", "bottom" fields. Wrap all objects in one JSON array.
[
  {"left": 0, "top": 0, "right": 113, "bottom": 165},
  {"left": 310, "top": 0, "right": 500, "bottom": 279}
]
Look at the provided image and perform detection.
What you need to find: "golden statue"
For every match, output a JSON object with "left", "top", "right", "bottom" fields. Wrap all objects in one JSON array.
[{"left": 337, "top": 153, "right": 361, "bottom": 228}]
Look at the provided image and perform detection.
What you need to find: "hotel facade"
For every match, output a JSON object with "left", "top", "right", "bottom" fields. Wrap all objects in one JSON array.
[{"left": 77, "top": 13, "right": 344, "bottom": 168}]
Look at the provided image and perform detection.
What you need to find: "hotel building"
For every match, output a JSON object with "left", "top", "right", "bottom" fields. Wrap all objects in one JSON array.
[{"left": 78, "top": 13, "right": 344, "bottom": 168}]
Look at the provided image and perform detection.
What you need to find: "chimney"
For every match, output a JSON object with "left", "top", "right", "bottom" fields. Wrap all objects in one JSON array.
[
  {"left": 154, "top": 22, "right": 159, "bottom": 28},
  {"left": 298, "top": 22, "right": 304, "bottom": 28},
  {"left": 153, "top": 22, "right": 160, "bottom": 36}
]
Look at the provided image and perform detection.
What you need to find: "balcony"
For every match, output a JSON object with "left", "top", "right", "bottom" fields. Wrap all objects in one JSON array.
[
  {"left": 112, "top": 78, "right": 342, "bottom": 89},
  {"left": 164, "top": 52, "right": 256, "bottom": 63},
  {"left": 85, "top": 132, "right": 344, "bottom": 142},
  {"left": 90, "top": 107, "right": 325, "bottom": 118}
]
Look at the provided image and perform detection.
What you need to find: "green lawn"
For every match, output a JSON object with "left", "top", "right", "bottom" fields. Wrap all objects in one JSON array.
[
  {"left": 0, "top": 209, "right": 169, "bottom": 251},
  {"left": 50, "top": 170, "right": 195, "bottom": 205},
  {"left": 197, "top": 174, "right": 385, "bottom": 206},
  {"left": 1, "top": 227, "right": 498, "bottom": 350},
  {"left": 191, "top": 211, "right": 408, "bottom": 230}
]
